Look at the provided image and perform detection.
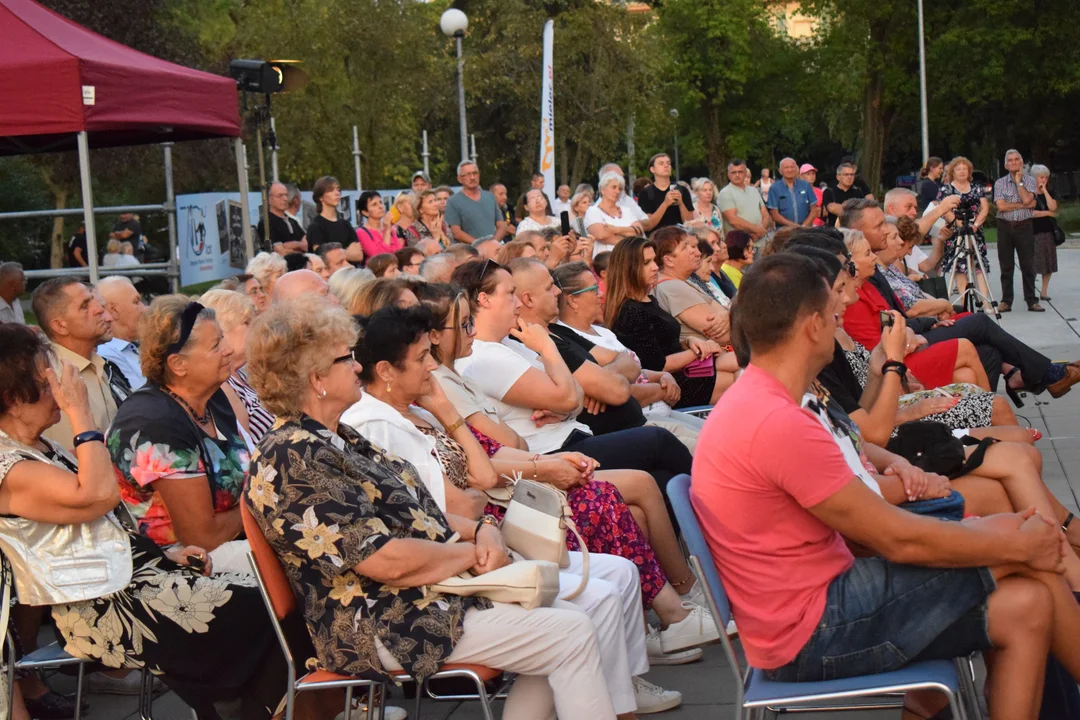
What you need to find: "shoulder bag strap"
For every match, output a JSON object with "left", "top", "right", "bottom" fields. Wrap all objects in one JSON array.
[{"left": 559, "top": 499, "right": 589, "bottom": 601}]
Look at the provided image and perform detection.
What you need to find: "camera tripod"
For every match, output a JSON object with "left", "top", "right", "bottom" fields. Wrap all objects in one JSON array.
[{"left": 945, "top": 223, "right": 1001, "bottom": 320}]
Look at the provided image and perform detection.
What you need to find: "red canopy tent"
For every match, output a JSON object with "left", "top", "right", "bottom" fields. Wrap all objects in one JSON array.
[{"left": 0, "top": 0, "right": 249, "bottom": 284}]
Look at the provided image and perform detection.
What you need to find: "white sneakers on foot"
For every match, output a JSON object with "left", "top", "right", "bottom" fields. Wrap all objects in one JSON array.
[
  {"left": 683, "top": 580, "right": 738, "bottom": 637},
  {"left": 659, "top": 601, "right": 721, "bottom": 653},
  {"left": 632, "top": 676, "right": 682, "bottom": 714},
  {"left": 645, "top": 624, "right": 703, "bottom": 665}
]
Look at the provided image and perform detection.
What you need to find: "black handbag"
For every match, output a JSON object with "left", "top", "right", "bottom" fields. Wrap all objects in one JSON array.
[
  {"left": 1052, "top": 219, "right": 1067, "bottom": 247},
  {"left": 917, "top": 276, "right": 949, "bottom": 300},
  {"left": 885, "top": 421, "right": 997, "bottom": 479}
]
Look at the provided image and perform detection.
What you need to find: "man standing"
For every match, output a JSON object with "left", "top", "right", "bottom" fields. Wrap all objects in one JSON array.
[
  {"left": 31, "top": 278, "right": 119, "bottom": 451},
  {"left": 994, "top": 149, "right": 1040, "bottom": 312},
  {"left": 883, "top": 187, "right": 957, "bottom": 275},
  {"left": 96, "top": 276, "right": 147, "bottom": 389},
  {"left": 109, "top": 212, "right": 143, "bottom": 258},
  {"left": 821, "top": 163, "right": 869, "bottom": 227},
  {"left": 717, "top": 159, "right": 769, "bottom": 240},
  {"left": 411, "top": 171, "right": 431, "bottom": 194},
  {"left": 768, "top": 158, "right": 819, "bottom": 228},
  {"left": 637, "top": 153, "right": 694, "bottom": 230},
  {"left": 445, "top": 162, "right": 510, "bottom": 243},
  {"left": 0, "top": 262, "right": 26, "bottom": 324},
  {"left": 490, "top": 183, "right": 517, "bottom": 233},
  {"left": 257, "top": 182, "right": 307, "bottom": 255},
  {"left": 552, "top": 185, "right": 572, "bottom": 216},
  {"left": 67, "top": 223, "right": 88, "bottom": 267}
]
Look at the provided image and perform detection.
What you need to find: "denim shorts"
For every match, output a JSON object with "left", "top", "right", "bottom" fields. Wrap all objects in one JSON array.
[{"left": 765, "top": 557, "right": 995, "bottom": 683}]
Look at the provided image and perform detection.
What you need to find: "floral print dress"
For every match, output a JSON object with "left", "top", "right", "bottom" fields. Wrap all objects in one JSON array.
[
  {"left": 107, "top": 386, "right": 250, "bottom": 547},
  {"left": 0, "top": 441, "right": 284, "bottom": 719},
  {"left": 937, "top": 182, "right": 989, "bottom": 275},
  {"left": 246, "top": 415, "right": 488, "bottom": 681},
  {"left": 462, "top": 424, "right": 668, "bottom": 606}
]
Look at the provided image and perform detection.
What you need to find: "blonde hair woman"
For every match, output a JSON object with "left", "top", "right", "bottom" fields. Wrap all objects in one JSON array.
[
  {"left": 102, "top": 238, "right": 122, "bottom": 267},
  {"left": 327, "top": 266, "right": 374, "bottom": 311},
  {"left": 937, "top": 156, "right": 991, "bottom": 306},
  {"left": 244, "top": 251, "right": 287, "bottom": 297}
]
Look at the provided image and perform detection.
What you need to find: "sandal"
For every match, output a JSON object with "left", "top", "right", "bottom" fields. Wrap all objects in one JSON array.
[
  {"left": 1041, "top": 295, "right": 1052, "bottom": 301},
  {"left": 1003, "top": 367, "right": 1025, "bottom": 408}
]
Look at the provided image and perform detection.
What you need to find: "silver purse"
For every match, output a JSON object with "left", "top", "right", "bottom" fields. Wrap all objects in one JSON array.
[{"left": 0, "top": 432, "right": 133, "bottom": 606}]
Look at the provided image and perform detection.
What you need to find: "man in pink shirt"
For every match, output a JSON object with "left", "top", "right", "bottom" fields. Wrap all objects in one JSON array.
[{"left": 692, "top": 252, "right": 1080, "bottom": 717}]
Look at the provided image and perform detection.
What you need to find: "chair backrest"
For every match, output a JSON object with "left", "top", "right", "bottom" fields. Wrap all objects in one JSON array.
[
  {"left": 666, "top": 474, "right": 733, "bottom": 625},
  {"left": 240, "top": 500, "right": 297, "bottom": 619}
]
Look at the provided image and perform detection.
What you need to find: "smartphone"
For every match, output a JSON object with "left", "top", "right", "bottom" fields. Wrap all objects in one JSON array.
[
  {"left": 187, "top": 554, "right": 207, "bottom": 573},
  {"left": 560, "top": 211, "right": 571, "bottom": 236},
  {"left": 879, "top": 311, "right": 894, "bottom": 329}
]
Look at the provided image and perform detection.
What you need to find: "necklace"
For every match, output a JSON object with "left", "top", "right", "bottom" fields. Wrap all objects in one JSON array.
[{"left": 163, "top": 386, "right": 212, "bottom": 425}]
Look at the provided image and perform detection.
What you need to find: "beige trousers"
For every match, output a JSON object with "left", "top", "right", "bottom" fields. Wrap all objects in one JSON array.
[{"left": 378, "top": 600, "right": 616, "bottom": 720}]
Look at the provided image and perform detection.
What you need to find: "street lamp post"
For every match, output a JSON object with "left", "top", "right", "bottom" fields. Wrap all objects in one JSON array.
[
  {"left": 669, "top": 109, "right": 680, "bottom": 182},
  {"left": 917, "top": 0, "right": 929, "bottom": 161},
  {"left": 440, "top": 9, "right": 470, "bottom": 167}
]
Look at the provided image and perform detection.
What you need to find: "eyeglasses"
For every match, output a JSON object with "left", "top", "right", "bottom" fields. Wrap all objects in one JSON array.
[
  {"left": 445, "top": 315, "right": 476, "bottom": 335},
  {"left": 569, "top": 283, "right": 599, "bottom": 296},
  {"left": 332, "top": 352, "right": 355, "bottom": 366}
]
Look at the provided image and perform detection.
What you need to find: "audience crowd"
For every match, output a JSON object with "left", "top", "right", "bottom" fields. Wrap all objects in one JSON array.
[{"left": 0, "top": 149, "right": 1076, "bottom": 720}]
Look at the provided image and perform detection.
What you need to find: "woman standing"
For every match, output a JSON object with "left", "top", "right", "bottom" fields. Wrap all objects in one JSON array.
[
  {"left": 516, "top": 188, "right": 560, "bottom": 234},
  {"left": 405, "top": 189, "right": 453, "bottom": 249},
  {"left": 355, "top": 191, "right": 404, "bottom": 260},
  {"left": 393, "top": 191, "right": 416, "bottom": 238},
  {"left": 916, "top": 157, "right": 944, "bottom": 213},
  {"left": 937, "top": 157, "right": 990, "bottom": 303},
  {"left": 569, "top": 190, "right": 594, "bottom": 237},
  {"left": 585, "top": 173, "right": 646, "bottom": 259},
  {"left": 306, "top": 176, "right": 363, "bottom": 265},
  {"left": 755, "top": 168, "right": 773, "bottom": 201},
  {"left": 689, "top": 178, "right": 722, "bottom": 233},
  {"left": 1031, "top": 164, "right": 1059, "bottom": 301}
]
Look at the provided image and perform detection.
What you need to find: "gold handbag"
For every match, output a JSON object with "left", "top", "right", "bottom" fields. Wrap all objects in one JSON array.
[
  {"left": 499, "top": 477, "right": 588, "bottom": 601},
  {"left": 431, "top": 559, "right": 561, "bottom": 610}
]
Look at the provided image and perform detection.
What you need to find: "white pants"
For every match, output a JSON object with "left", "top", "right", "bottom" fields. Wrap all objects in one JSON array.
[
  {"left": 378, "top": 600, "right": 616, "bottom": 720},
  {"left": 560, "top": 552, "right": 648, "bottom": 713},
  {"left": 645, "top": 414, "right": 703, "bottom": 453},
  {"left": 208, "top": 539, "right": 252, "bottom": 575}
]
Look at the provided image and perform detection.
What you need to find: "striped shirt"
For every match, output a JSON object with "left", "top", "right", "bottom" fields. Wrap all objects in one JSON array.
[
  {"left": 228, "top": 367, "right": 276, "bottom": 443},
  {"left": 993, "top": 173, "right": 1037, "bottom": 223}
]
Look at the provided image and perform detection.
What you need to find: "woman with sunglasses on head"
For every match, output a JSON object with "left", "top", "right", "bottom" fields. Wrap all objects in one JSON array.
[
  {"left": 414, "top": 282, "right": 724, "bottom": 662},
  {"left": 108, "top": 296, "right": 251, "bottom": 574},
  {"left": 605, "top": 237, "right": 736, "bottom": 408}
]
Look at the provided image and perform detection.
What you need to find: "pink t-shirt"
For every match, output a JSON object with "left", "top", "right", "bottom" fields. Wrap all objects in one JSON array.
[
  {"left": 356, "top": 226, "right": 404, "bottom": 260},
  {"left": 691, "top": 364, "right": 855, "bottom": 669}
]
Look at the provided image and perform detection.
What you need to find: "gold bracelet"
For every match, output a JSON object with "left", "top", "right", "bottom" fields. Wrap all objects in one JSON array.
[
  {"left": 530, "top": 459, "right": 539, "bottom": 480},
  {"left": 444, "top": 416, "right": 466, "bottom": 435}
]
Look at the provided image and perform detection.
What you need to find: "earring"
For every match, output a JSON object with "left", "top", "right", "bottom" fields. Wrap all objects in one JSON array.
[
  {"left": 385, "top": 380, "right": 391, "bottom": 393},
  {"left": 320, "top": 389, "right": 327, "bottom": 398}
]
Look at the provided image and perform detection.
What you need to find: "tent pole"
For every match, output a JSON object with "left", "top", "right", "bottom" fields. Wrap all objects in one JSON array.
[
  {"left": 76, "top": 131, "right": 99, "bottom": 284},
  {"left": 234, "top": 138, "right": 255, "bottom": 262},
  {"left": 163, "top": 142, "right": 179, "bottom": 292}
]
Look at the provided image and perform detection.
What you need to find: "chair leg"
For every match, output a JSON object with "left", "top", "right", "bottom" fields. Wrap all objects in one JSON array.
[
  {"left": 413, "top": 679, "right": 423, "bottom": 720},
  {"left": 284, "top": 685, "right": 296, "bottom": 720},
  {"left": 344, "top": 686, "right": 353, "bottom": 720},
  {"left": 470, "top": 672, "right": 494, "bottom": 720},
  {"left": 73, "top": 663, "right": 85, "bottom": 720}
]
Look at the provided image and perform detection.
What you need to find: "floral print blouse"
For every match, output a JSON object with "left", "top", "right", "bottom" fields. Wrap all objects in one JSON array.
[
  {"left": 107, "top": 386, "right": 250, "bottom": 547},
  {"left": 245, "top": 415, "right": 488, "bottom": 681}
]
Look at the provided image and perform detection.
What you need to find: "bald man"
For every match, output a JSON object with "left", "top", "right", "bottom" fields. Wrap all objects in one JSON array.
[
  {"left": 96, "top": 276, "right": 148, "bottom": 388},
  {"left": 258, "top": 182, "right": 307, "bottom": 255},
  {"left": 767, "top": 157, "right": 819, "bottom": 228},
  {"left": 271, "top": 270, "right": 339, "bottom": 305}
]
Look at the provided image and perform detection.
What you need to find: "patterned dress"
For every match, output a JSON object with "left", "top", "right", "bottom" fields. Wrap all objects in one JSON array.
[
  {"left": 460, "top": 424, "right": 667, "bottom": 606},
  {"left": 0, "top": 440, "right": 282, "bottom": 719},
  {"left": 246, "top": 415, "right": 489, "bottom": 681},
  {"left": 937, "top": 182, "right": 989, "bottom": 275},
  {"left": 107, "top": 386, "right": 250, "bottom": 547},
  {"left": 843, "top": 342, "right": 994, "bottom": 430}
]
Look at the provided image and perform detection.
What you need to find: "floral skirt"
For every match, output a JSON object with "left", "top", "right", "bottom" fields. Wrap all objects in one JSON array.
[
  {"left": 52, "top": 534, "right": 285, "bottom": 718},
  {"left": 897, "top": 383, "right": 995, "bottom": 432},
  {"left": 486, "top": 481, "right": 667, "bottom": 607}
]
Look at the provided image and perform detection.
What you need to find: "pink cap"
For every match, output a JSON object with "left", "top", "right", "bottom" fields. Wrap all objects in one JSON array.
[{"left": 799, "top": 163, "right": 817, "bottom": 173}]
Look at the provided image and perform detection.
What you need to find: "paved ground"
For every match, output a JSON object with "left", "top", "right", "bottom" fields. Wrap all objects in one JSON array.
[{"left": 49, "top": 245, "right": 1080, "bottom": 719}]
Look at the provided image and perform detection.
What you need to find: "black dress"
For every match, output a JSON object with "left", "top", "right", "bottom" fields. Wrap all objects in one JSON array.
[{"left": 611, "top": 298, "right": 714, "bottom": 408}]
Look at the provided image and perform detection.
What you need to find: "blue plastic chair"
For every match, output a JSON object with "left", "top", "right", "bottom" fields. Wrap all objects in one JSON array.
[{"left": 666, "top": 474, "right": 981, "bottom": 719}]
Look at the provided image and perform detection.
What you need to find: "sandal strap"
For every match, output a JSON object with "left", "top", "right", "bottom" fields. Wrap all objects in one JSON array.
[{"left": 1064, "top": 512, "right": 1075, "bottom": 532}]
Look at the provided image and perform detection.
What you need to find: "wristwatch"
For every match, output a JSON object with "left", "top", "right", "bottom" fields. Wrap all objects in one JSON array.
[
  {"left": 73, "top": 430, "right": 105, "bottom": 448},
  {"left": 475, "top": 515, "right": 499, "bottom": 540}
]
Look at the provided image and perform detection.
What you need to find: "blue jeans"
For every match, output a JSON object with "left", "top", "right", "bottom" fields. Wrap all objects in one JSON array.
[{"left": 765, "top": 557, "right": 995, "bottom": 683}]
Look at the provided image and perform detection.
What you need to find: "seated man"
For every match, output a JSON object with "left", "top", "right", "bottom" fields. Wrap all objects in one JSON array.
[
  {"left": 693, "top": 252, "right": 1080, "bottom": 717},
  {"left": 840, "top": 199, "right": 1080, "bottom": 397}
]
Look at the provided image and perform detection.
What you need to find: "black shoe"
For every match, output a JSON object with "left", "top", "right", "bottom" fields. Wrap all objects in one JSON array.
[
  {"left": 1003, "top": 367, "right": 1025, "bottom": 408},
  {"left": 24, "top": 690, "right": 87, "bottom": 719},
  {"left": 1028, "top": 303, "right": 1046, "bottom": 312}
]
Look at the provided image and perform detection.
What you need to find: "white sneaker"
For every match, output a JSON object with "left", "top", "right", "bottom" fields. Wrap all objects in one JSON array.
[
  {"left": 632, "top": 676, "right": 682, "bottom": 714},
  {"left": 659, "top": 602, "right": 721, "bottom": 653},
  {"left": 645, "top": 624, "right": 703, "bottom": 665},
  {"left": 725, "top": 619, "right": 738, "bottom": 638},
  {"left": 683, "top": 579, "right": 706, "bottom": 608}
]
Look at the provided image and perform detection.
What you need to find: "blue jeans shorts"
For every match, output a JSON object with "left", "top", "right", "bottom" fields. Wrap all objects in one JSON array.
[{"left": 765, "top": 557, "right": 996, "bottom": 683}]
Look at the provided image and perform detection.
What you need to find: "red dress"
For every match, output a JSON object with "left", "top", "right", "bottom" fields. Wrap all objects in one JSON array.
[{"left": 843, "top": 282, "right": 959, "bottom": 389}]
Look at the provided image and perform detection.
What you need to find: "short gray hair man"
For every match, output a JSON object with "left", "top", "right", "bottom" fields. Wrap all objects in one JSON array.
[{"left": 420, "top": 253, "right": 457, "bottom": 283}]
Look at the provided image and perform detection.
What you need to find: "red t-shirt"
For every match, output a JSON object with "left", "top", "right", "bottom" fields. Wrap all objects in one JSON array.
[{"left": 691, "top": 365, "right": 856, "bottom": 669}]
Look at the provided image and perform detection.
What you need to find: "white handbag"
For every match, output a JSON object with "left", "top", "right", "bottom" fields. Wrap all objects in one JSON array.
[
  {"left": 431, "top": 559, "right": 561, "bottom": 610},
  {"left": 499, "top": 476, "right": 589, "bottom": 601}
]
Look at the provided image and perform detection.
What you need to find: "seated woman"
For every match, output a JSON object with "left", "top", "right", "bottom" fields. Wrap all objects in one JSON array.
[
  {"left": 692, "top": 231, "right": 736, "bottom": 305},
  {"left": 551, "top": 262, "right": 703, "bottom": 450},
  {"left": 605, "top": 236, "right": 737, "bottom": 406},
  {"left": 495, "top": 238, "right": 538, "bottom": 266},
  {"left": 0, "top": 325, "right": 288, "bottom": 720},
  {"left": 108, "top": 296, "right": 250, "bottom": 574},
  {"left": 842, "top": 228, "right": 990, "bottom": 391},
  {"left": 243, "top": 296, "right": 622, "bottom": 720},
  {"left": 448, "top": 260, "right": 695, "bottom": 514},
  {"left": 348, "top": 276, "right": 420, "bottom": 315},
  {"left": 876, "top": 218, "right": 956, "bottom": 318},
  {"left": 651, "top": 226, "right": 739, "bottom": 348},
  {"left": 366, "top": 252, "right": 400, "bottom": 278},
  {"left": 415, "top": 283, "right": 721, "bottom": 640},
  {"left": 245, "top": 251, "right": 288, "bottom": 298},
  {"left": 719, "top": 230, "right": 754, "bottom": 290},
  {"left": 344, "top": 306, "right": 702, "bottom": 711},
  {"left": 199, "top": 289, "right": 277, "bottom": 445}
]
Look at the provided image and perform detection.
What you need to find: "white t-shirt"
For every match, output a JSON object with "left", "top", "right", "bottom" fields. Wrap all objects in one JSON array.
[
  {"left": 583, "top": 203, "right": 644, "bottom": 259},
  {"left": 455, "top": 338, "right": 590, "bottom": 453},
  {"left": 102, "top": 253, "right": 121, "bottom": 267},
  {"left": 905, "top": 244, "right": 930, "bottom": 275},
  {"left": 516, "top": 216, "right": 559, "bottom": 235},
  {"left": 551, "top": 198, "right": 572, "bottom": 217},
  {"left": 801, "top": 392, "right": 882, "bottom": 497}
]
